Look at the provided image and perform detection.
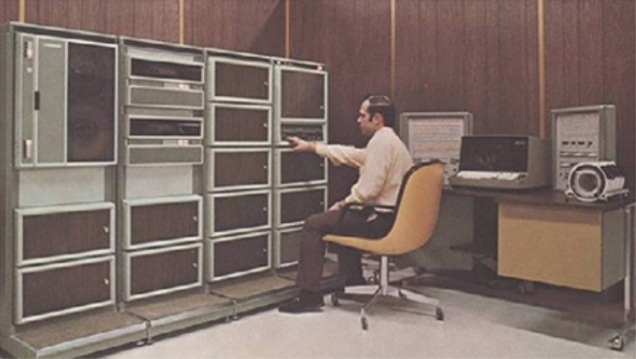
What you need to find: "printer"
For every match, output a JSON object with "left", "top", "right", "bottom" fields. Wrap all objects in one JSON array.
[{"left": 449, "top": 135, "right": 550, "bottom": 190}]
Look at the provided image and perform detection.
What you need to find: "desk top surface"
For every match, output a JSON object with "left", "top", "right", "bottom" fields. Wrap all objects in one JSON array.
[{"left": 444, "top": 186, "right": 635, "bottom": 212}]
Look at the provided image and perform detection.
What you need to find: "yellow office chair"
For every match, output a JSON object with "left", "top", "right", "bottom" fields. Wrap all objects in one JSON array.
[{"left": 323, "top": 161, "right": 444, "bottom": 330}]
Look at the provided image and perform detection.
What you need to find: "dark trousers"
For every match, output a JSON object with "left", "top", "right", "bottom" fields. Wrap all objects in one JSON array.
[{"left": 296, "top": 208, "right": 394, "bottom": 292}]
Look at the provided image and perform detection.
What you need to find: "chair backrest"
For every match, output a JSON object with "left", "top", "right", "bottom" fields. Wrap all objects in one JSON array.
[
  {"left": 322, "top": 160, "right": 444, "bottom": 255},
  {"left": 382, "top": 161, "right": 444, "bottom": 255}
]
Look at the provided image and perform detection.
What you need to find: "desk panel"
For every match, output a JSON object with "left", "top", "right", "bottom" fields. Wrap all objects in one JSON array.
[{"left": 498, "top": 203, "right": 624, "bottom": 292}]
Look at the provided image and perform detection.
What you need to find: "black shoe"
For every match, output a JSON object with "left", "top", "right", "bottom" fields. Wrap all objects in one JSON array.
[{"left": 278, "top": 290, "right": 324, "bottom": 314}]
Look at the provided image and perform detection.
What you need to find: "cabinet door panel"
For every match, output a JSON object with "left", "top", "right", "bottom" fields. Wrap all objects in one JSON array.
[
  {"left": 21, "top": 208, "right": 111, "bottom": 262},
  {"left": 213, "top": 194, "right": 269, "bottom": 232},
  {"left": 131, "top": 201, "right": 199, "bottom": 246},
  {"left": 277, "top": 229, "right": 302, "bottom": 266},
  {"left": 20, "top": 259, "right": 112, "bottom": 321},
  {"left": 214, "top": 151, "right": 269, "bottom": 188},
  {"left": 129, "top": 247, "right": 200, "bottom": 297},
  {"left": 214, "top": 62, "right": 270, "bottom": 101},
  {"left": 67, "top": 42, "right": 116, "bottom": 163},
  {"left": 213, "top": 106, "right": 269, "bottom": 144},
  {"left": 281, "top": 70, "right": 325, "bottom": 119},
  {"left": 279, "top": 189, "right": 326, "bottom": 225},
  {"left": 280, "top": 151, "right": 325, "bottom": 184},
  {"left": 213, "top": 234, "right": 269, "bottom": 277}
]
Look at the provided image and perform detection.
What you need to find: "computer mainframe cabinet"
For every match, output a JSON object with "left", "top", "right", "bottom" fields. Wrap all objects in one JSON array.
[
  {"left": 275, "top": 186, "right": 328, "bottom": 228},
  {"left": 15, "top": 202, "right": 115, "bottom": 266},
  {"left": 123, "top": 243, "right": 202, "bottom": 301},
  {"left": 208, "top": 103, "right": 272, "bottom": 146},
  {"left": 122, "top": 195, "right": 202, "bottom": 250},
  {"left": 16, "top": 256, "right": 115, "bottom": 324},
  {"left": 120, "top": 37, "right": 205, "bottom": 166},
  {"left": 207, "top": 190, "right": 272, "bottom": 237},
  {"left": 274, "top": 148, "right": 327, "bottom": 187},
  {"left": 13, "top": 30, "right": 118, "bottom": 168},
  {"left": 274, "top": 62, "right": 327, "bottom": 121},
  {"left": 207, "top": 53, "right": 273, "bottom": 104},
  {"left": 207, "top": 148, "right": 271, "bottom": 192},
  {"left": 207, "top": 231, "right": 271, "bottom": 281},
  {"left": 274, "top": 226, "right": 303, "bottom": 268}
]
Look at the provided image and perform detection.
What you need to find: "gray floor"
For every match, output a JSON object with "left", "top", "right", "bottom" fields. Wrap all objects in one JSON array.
[{"left": 94, "top": 285, "right": 636, "bottom": 359}]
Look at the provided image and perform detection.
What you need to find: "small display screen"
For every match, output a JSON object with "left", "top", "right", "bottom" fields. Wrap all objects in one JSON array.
[{"left": 459, "top": 136, "right": 529, "bottom": 172}]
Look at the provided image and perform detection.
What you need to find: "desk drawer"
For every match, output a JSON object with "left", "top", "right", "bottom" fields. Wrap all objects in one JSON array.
[{"left": 498, "top": 203, "right": 624, "bottom": 292}]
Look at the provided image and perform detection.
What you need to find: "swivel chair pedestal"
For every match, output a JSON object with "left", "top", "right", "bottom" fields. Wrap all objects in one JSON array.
[
  {"left": 331, "top": 256, "right": 443, "bottom": 330},
  {"left": 324, "top": 161, "right": 446, "bottom": 331}
]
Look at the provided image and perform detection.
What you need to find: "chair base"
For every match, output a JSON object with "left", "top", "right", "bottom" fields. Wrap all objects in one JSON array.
[{"left": 330, "top": 284, "right": 444, "bottom": 330}]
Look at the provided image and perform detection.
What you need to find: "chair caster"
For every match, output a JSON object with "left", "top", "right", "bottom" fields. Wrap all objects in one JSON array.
[
  {"left": 331, "top": 293, "right": 340, "bottom": 306},
  {"left": 436, "top": 307, "right": 444, "bottom": 321},
  {"left": 361, "top": 316, "right": 369, "bottom": 331},
  {"left": 609, "top": 335, "right": 624, "bottom": 351}
]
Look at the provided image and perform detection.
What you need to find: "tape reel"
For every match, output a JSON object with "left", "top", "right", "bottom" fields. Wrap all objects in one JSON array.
[{"left": 565, "top": 161, "right": 629, "bottom": 202}]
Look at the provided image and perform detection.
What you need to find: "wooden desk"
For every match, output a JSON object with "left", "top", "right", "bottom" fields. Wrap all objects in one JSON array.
[{"left": 444, "top": 186, "right": 633, "bottom": 293}]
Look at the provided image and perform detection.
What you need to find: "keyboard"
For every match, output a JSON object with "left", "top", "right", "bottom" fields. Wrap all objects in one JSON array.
[{"left": 455, "top": 171, "right": 524, "bottom": 181}]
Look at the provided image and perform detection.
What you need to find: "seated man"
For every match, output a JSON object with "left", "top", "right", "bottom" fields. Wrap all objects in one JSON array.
[{"left": 278, "top": 95, "right": 413, "bottom": 314}]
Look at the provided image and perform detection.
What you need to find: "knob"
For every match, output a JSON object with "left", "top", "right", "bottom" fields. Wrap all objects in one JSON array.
[
  {"left": 193, "top": 216, "right": 198, "bottom": 222},
  {"left": 263, "top": 165, "right": 268, "bottom": 170},
  {"left": 103, "top": 226, "right": 110, "bottom": 234},
  {"left": 263, "top": 123, "right": 268, "bottom": 128},
  {"left": 104, "top": 278, "right": 110, "bottom": 286},
  {"left": 262, "top": 207, "right": 268, "bottom": 212},
  {"left": 192, "top": 262, "right": 198, "bottom": 268}
]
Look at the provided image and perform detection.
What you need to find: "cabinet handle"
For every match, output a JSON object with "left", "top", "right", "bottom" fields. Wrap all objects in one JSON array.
[
  {"left": 104, "top": 278, "right": 110, "bottom": 286},
  {"left": 23, "top": 139, "right": 33, "bottom": 159},
  {"left": 262, "top": 164, "right": 268, "bottom": 170},
  {"left": 262, "top": 248, "right": 268, "bottom": 253},
  {"left": 319, "top": 201, "right": 324, "bottom": 206},
  {"left": 192, "top": 262, "right": 198, "bottom": 268},
  {"left": 262, "top": 207, "right": 267, "bottom": 212},
  {"left": 193, "top": 216, "right": 198, "bottom": 222},
  {"left": 103, "top": 226, "right": 110, "bottom": 234},
  {"left": 262, "top": 122, "right": 268, "bottom": 128},
  {"left": 263, "top": 81, "right": 268, "bottom": 86}
]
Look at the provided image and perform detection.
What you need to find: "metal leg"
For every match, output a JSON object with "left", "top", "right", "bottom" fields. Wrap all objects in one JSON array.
[{"left": 609, "top": 203, "right": 635, "bottom": 351}]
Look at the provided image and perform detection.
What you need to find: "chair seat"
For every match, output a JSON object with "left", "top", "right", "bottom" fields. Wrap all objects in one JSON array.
[{"left": 323, "top": 162, "right": 446, "bottom": 330}]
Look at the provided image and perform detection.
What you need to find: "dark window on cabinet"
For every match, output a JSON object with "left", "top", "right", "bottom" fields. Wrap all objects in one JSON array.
[
  {"left": 213, "top": 235, "right": 269, "bottom": 277},
  {"left": 130, "top": 201, "right": 199, "bottom": 246},
  {"left": 22, "top": 209, "right": 111, "bottom": 261}
]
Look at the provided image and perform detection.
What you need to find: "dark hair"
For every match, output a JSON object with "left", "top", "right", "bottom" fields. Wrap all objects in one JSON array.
[{"left": 365, "top": 95, "right": 396, "bottom": 128}]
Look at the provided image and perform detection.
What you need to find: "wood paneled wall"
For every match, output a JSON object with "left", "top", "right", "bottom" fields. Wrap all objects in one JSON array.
[
  {"left": 290, "top": 0, "right": 635, "bottom": 198},
  {"left": 184, "top": 0, "right": 284, "bottom": 55},
  {"left": 1, "top": 0, "right": 285, "bottom": 54},
  {"left": 395, "top": 0, "right": 540, "bottom": 137},
  {"left": 0, "top": 0, "right": 634, "bottom": 194},
  {"left": 0, "top": 0, "right": 19, "bottom": 23},
  {"left": 545, "top": 0, "right": 635, "bottom": 189},
  {"left": 289, "top": 0, "right": 393, "bottom": 202}
]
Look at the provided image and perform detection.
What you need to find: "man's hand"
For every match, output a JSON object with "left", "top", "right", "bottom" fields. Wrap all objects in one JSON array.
[
  {"left": 286, "top": 136, "right": 316, "bottom": 153},
  {"left": 328, "top": 200, "right": 346, "bottom": 211}
]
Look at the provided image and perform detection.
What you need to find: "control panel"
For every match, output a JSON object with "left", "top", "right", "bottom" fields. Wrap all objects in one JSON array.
[{"left": 551, "top": 105, "right": 616, "bottom": 191}]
